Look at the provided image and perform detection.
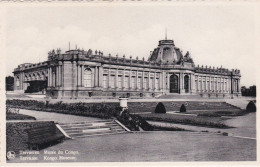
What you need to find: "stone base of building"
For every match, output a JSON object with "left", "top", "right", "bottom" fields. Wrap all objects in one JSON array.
[
  {"left": 46, "top": 88, "right": 242, "bottom": 99},
  {"left": 47, "top": 88, "right": 163, "bottom": 99}
]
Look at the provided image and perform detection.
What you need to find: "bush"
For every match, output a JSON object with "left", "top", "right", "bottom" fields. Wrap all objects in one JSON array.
[
  {"left": 246, "top": 101, "right": 256, "bottom": 112},
  {"left": 154, "top": 102, "right": 166, "bottom": 113},
  {"left": 117, "top": 110, "right": 153, "bottom": 131},
  {"left": 6, "top": 99, "right": 121, "bottom": 119},
  {"left": 180, "top": 104, "right": 186, "bottom": 113}
]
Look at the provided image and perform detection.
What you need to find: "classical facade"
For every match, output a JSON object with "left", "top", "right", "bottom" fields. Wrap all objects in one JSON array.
[{"left": 13, "top": 39, "right": 241, "bottom": 99}]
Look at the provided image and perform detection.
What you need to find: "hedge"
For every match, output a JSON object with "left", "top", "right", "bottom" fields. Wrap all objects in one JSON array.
[{"left": 6, "top": 99, "right": 121, "bottom": 119}]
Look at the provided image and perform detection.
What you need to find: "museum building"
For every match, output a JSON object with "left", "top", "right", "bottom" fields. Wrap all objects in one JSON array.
[{"left": 13, "top": 38, "right": 241, "bottom": 99}]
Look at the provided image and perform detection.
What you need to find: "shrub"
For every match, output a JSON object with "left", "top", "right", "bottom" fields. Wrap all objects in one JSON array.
[
  {"left": 6, "top": 99, "right": 121, "bottom": 119},
  {"left": 180, "top": 104, "right": 186, "bottom": 113},
  {"left": 246, "top": 101, "right": 256, "bottom": 112},
  {"left": 154, "top": 102, "right": 166, "bottom": 113},
  {"left": 117, "top": 110, "right": 153, "bottom": 131}
]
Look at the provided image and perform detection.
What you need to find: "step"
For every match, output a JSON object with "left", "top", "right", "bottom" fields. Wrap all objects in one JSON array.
[
  {"left": 59, "top": 120, "right": 114, "bottom": 126},
  {"left": 59, "top": 122, "right": 116, "bottom": 128},
  {"left": 61, "top": 123, "right": 118, "bottom": 130},
  {"left": 68, "top": 128, "right": 112, "bottom": 137},
  {"left": 66, "top": 127, "right": 126, "bottom": 135},
  {"left": 72, "top": 131, "right": 128, "bottom": 138}
]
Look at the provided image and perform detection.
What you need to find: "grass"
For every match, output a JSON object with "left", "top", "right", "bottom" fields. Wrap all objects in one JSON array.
[
  {"left": 6, "top": 113, "right": 36, "bottom": 120},
  {"left": 127, "top": 101, "right": 240, "bottom": 113},
  {"left": 139, "top": 113, "right": 231, "bottom": 128},
  {"left": 176, "top": 109, "right": 247, "bottom": 117}
]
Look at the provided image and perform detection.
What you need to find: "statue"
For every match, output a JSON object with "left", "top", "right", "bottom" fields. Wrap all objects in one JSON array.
[
  {"left": 56, "top": 48, "right": 61, "bottom": 54},
  {"left": 136, "top": 56, "right": 138, "bottom": 60},
  {"left": 86, "top": 49, "right": 92, "bottom": 56}
]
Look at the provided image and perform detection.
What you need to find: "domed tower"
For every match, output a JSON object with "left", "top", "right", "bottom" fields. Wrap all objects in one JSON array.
[{"left": 148, "top": 39, "right": 184, "bottom": 64}]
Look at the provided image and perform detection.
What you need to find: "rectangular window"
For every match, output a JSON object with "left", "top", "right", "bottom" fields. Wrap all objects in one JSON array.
[
  {"left": 110, "top": 75, "right": 115, "bottom": 88},
  {"left": 124, "top": 76, "right": 129, "bottom": 88},
  {"left": 103, "top": 75, "right": 108, "bottom": 88},
  {"left": 155, "top": 78, "right": 159, "bottom": 90},
  {"left": 144, "top": 77, "right": 148, "bottom": 89},
  {"left": 131, "top": 77, "right": 136, "bottom": 89},
  {"left": 118, "top": 76, "right": 122, "bottom": 88},
  {"left": 149, "top": 77, "right": 153, "bottom": 89},
  {"left": 207, "top": 81, "right": 210, "bottom": 91},
  {"left": 195, "top": 80, "right": 198, "bottom": 91},
  {"left": 137, "top": 77, "right": 141, "bottom": 89}
]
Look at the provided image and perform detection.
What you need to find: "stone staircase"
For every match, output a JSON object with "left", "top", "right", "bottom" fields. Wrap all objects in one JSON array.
[{"left": 58, "top": 120, "right": 128, "bottom": 139}]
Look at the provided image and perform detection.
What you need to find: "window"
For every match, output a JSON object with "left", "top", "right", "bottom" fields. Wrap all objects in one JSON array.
[
  {"left": 143, "top": 77, "right": 148, "bottom": 89},
  {"left": 118, "top": 76, "right": 122, "bottom": 88},
  {"left": 155, "top": 78, "right": 159, "bottom": 90},
  {"left": 131, "top": 76, "right": 136, "bottom": 89},
  {"left": 207, "top": 81, "right": 210, "bottom": 91},
  {"left": 124, "top": 76, "right": 129, "bottom": 89},
  {"left": 84, "top": 68, "right": 92, "bottom": 87},
  {"left": 137, "top": 77, "right": 141, "bottom": 89},
  {"left": 195, "top": 80, "right": 198, "bottom": 91},
  {"left": 103, "top": 75, "right": 108, "bottom": 88},
  {"left": 110, "top": 75, "right": 115, "bottom": 88},
  {"left": 149, "top": 77, "right": 153, "bottom": 89}
]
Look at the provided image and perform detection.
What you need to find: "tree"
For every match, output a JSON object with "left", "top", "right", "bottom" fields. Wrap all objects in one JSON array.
[
  {"left": 180, "top": 104, "right": 186, "bottom": 113},
  {"left": 154, "top": 102, "right": 166, "bottom": 113},
  {"left": 5, "top": 76, "right": 14, "bottom": 91}
]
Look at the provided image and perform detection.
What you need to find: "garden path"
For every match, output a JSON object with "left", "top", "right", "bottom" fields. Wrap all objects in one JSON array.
[{"left": 19, "top": 109, "right": 104, "bottom": 123}]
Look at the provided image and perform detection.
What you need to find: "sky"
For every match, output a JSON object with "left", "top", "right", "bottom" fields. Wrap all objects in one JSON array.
[{"left": 2, "top": 3, "right": 258, "bottom": 87}]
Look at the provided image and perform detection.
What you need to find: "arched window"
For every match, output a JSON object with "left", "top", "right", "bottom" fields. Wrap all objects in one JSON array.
[
  {"left": 184, "top": 75, "right": 189, "bottom": 93},
  {"left": 83, "top": 68, "right": 92, "bottom": 87}
]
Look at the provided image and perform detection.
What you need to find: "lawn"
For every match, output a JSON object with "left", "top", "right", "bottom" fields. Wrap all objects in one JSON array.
[
  {"left": 139, "top": 113, "right": 230, "bottom": 128},
  {"left": 6, "top": 113, "right": 36, "bottom": 120},
  {"left": 176, "top": 109, "right": 247, "bottom": 117}
]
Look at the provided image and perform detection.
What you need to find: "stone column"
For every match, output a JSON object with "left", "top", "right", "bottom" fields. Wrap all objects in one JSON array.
[
  {"left": 94, "top": 66, "right": 98, "bottom": 87},
  {"left": 108, "top": 68, "right": 110, "bottom": 88},
  {"left": 115, "top": 68, "right": 118, "bottom": 89},
  {"left": 209, "top": 77, "right": 211, "bottom": 92},
  {"left": 142, "top": 70, "right": 144, "bottom": 90},
  {"left": 147, "top": 71, "right": 150, "bottom": 90},
  {"left": 56, "top": 66, "right": 59, "bottom": 87},
  {"left": 62, "top": 62, "right": 65, "bottom": 87},
  {"left": 153, "top": 72, "right": 156, "bottom": 90},
  {"left": 49, "top": 67, "right": 52, "bottom": 87},
  {"left": 238, "top": 79, "right": 241, "bottom": 93},
  {"left": 129, "top": 69, "right": 132, "bottom": 89},
  {"left": 135, "top": 71, "right": 138, "bottom": 90},
  {"left": 122, "top": 69, "right": 125, "bottom": 89},
  {"left": 180, "top": 72, "right": 185, "bottom": 94},
  {"left": 77, "top": 64, "right": 80, "bottom": 87},
  {"left": 98, "top": 66, "right": 103, "bottom": 87},
  {"left": 81, "top": 65, "right": 84, "bottom": 87}
]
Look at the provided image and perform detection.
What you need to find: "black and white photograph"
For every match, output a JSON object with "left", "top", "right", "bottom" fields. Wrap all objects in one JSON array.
[{"left": 1, "top": 1, "right": 259, "bottom": 165}]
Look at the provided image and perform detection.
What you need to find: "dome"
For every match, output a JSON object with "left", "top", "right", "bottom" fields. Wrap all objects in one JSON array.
[{"left": 148, "top": 39, "right": 183, "bottom": 64}]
